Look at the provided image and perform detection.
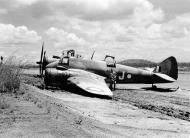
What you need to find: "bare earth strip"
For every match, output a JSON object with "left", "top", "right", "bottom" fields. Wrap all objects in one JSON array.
[
  {"left": 1, "top": 83, "right": 189, "bottom": 137},
  {"left": 114, "top": 84, "right": 190, "bottom": 121},
  {"left": 0, "top": 71, "right": 190, "bottom": 137}
]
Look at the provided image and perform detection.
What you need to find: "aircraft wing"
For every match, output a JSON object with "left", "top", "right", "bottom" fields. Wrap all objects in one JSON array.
[{"left": 67, "top": 70, "right": 113, "bottom": 97}]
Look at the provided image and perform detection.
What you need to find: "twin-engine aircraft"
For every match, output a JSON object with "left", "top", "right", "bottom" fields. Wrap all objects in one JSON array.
[{"left": 37, "top": 43, "right": 178, "bottom": 97}]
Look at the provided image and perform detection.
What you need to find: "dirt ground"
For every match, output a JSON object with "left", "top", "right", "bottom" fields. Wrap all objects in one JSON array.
[{"left": 0, "top": 70, "right": 190, "bottom": 138}]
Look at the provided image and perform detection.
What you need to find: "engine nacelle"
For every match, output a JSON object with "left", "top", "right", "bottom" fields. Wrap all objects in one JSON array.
[{"left": 44, "top": 68, "right": 70, "bottom": 87}]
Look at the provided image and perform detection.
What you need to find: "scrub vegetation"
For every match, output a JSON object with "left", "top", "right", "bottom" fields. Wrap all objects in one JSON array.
[{"left": 0, "top": 56, "right": 22, "bottom": 93}]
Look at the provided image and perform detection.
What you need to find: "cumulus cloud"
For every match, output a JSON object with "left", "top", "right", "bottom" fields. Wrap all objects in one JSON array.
[
  {"left": 15, "top": 0, "right": 39, "bottom": 5},
  {"left": 0, "top": 0, "right": 164, "bottom": 22},
  {"left": 162, "top": 13, "right": 190, "bottom": 38},
  {"left": 37, "top": 0, "right": 188, "bottom": 61},
  {"left": 0, "top": 0, "right": 190, "bottom": 61},
  {"left": 149, "top": 0, "right": 190, "bottom": 18},
  {"left": 0, "top": 24, "right": 41, "bottom": 45},
  {"left": 143, "top": 13, "right": 190, "bottom": 41},
  {"left": 45, "top": 27, "right": 87, "bottom": 48},
  {"left": 0, "top": 51, "right": 4, "bottom": 55},
  {"left": 0, "top": 8, "right": 7, "bottom": 14},
  {"left": 48, "top": 0, "right": 163, "bottom": 22}
]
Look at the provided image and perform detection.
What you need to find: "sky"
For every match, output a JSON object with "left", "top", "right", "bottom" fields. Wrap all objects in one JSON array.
[{"left": 0, "top": 0, "right": 190, "bottom": 62}]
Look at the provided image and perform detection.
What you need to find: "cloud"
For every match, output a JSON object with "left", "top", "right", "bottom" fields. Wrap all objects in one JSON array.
[
  {"left": 0, "top": 0, "right": 164, "bottom": 22},
  {"left": 162, "top": 13, "right": 190, "bottom": 38},
  {"left": 0, "top": 0, "right": 190, "bottom": 61},
  {"left": 50, "top": 0, "right": 163, "bottom": 22},
  {"left": 40, "top": 0, "right": 189, "bottom": 61},
  {"left": 0, "top": 9, "right": 7, "bottom": 14},
  {"left": 143, "top": 13, "right": 190, "bottom": 41},
  {"left": 14, "top": 0, "right": 39, "bottom": 6},
  {"left": 149, "top": 0, "right": 190, "bottom": 19},
  {"left": 0, "top": 51, "right": 4, "bottom": 55},
  {"left": 0, "top": 0, "right": 39, "bottom": 8},
  {"left": 52, "top": 0, "right": 160, "bottom": 27},
  {"left": 0, "top": 24, "right": 41, "bottom": 45},
  {"left": 45, "top": 27, "right": 87, "bottom": 48}
]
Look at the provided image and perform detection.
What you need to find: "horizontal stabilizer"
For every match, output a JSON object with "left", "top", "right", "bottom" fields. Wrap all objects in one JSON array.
[{"left": 154, "top": 73, "right": 176, "bottom": 83}]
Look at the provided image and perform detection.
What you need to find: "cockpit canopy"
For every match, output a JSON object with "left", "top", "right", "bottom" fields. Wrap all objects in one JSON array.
[
  {"left": 62, "top": 49, "right": 75, "bottom": 57},
  {"left": 62, "top": 49, "right": 83, "bottom": 59},
  {"left": 104, "top": 55, "right": 116, "bottom": 68}
]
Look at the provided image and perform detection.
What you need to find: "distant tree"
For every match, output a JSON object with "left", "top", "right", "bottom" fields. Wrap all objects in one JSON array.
[{"left": 178, "top": 62, "right": 190, "bottom": 67}]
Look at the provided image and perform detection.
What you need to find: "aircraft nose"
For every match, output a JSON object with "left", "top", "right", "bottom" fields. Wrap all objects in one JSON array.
[{"left": 46, "top": 61, "right": 59, "bottom": 68}]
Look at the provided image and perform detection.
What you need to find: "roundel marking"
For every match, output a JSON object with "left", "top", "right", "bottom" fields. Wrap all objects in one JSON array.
[
  {"left": 86, "top": 87, "right": 104, "bottom": 93},
  {"left": 127, "top": 74, "right": 132, "bottom": 79}
]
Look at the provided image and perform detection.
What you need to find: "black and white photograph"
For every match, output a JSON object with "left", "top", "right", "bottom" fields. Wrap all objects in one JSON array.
[{"left": 0, "top": 0, "right": 190, "bottom": 137}]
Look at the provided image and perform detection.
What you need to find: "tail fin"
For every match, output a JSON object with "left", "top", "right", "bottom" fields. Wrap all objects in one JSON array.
[{"left": 154, "top": 56, "right": 178, "bottom": 80}]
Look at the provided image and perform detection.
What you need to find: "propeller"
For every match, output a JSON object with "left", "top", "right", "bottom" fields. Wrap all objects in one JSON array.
[
  {"left": 42, "top": 50, "right": 46, "bottom": 76},
  {"left": 36, "top": 42, "right": 45, "bottom": 77}
]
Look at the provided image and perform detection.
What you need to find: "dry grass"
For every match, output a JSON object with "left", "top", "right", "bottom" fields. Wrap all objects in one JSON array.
[
  {"left": 0, "top": 56, "right": 23, "bottom": 93},
  {"left": 0, "top": 97, "right": 10, "bottom": 109}
]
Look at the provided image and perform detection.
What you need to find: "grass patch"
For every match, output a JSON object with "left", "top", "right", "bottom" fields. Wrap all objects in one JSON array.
[
  {"left": 0, "top": 56, "right": 23, "bottom": 93},
  {"left": 0, "top": 97, "right": 10, "bottom": 109}
]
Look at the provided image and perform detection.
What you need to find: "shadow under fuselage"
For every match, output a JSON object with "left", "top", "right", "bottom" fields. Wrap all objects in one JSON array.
[{"left": 116, "top": 86, "right": 178, "bottom": 93}]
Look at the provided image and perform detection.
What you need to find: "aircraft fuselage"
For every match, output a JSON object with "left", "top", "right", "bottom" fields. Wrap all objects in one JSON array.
[
  {"left": 46, "top": 56, "right": 173, "bottom": 84},
  {"left": 62, "top": 57, "right": 155, "bottom": 84}
]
